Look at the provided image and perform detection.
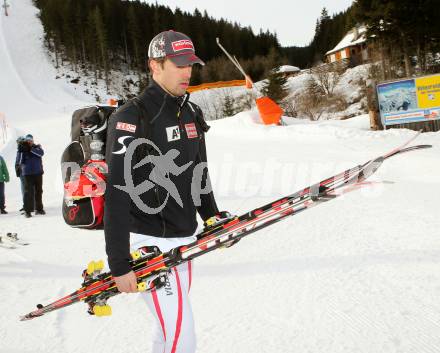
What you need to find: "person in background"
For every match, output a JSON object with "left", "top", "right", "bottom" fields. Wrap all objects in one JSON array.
[
  {"left": 16, "top": 134, "right": 45, "bottom": 218},
  {"left": 0, "top": 153, "right": 10, "bottom": 214},
  {"left": 15, "top": 136, "right": 27, "bottom": 212}
]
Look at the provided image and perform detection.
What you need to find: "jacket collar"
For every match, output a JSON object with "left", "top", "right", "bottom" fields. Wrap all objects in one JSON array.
[{"left": 141, "top": 79, "right": 191, "bottom": 110}]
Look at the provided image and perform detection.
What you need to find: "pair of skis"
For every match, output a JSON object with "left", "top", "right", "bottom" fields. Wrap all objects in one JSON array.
[
  {"left": 0, "top": 233, "right": 29, "bottom": 249},
  {"left": 20, "top": 134, "right": 431, "bottom": 321}
]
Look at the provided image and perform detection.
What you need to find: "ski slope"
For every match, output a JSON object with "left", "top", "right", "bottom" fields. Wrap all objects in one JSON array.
[
  {"left": 0, "top": 0, "right": 92, "bottom": 120},
  {"left": 1, "top": 2, "right": 440, "bottom": 353}
]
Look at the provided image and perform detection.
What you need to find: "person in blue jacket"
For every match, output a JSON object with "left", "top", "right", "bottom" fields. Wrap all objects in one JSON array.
[
  {"left": 0, "top": 154, "right": 9, "bottom": 214},
  {"left": 16, "top": 134, "right": 45, "bottom": 218},
  {"left": 15, "top": 136, "right": 28, "bottom": 212}
]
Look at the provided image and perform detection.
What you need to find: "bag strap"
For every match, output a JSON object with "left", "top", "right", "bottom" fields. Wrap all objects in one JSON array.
[
  {"left": 131, "top": 97, "right": 150, "bottom": 140},
  {"left": 131, "top": 97, "right": 153, "bottom": 162}
]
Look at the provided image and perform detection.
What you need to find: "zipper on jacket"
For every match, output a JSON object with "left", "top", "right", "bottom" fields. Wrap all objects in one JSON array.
[
  {"left": 177, "top": 93, "right": 190, "bottom": 132},
  {"left": 154, "top": 185, "right": 167, "bottom": 237},
  {"left": 177, "top": 108, "right": 184, "bottom": 132}
]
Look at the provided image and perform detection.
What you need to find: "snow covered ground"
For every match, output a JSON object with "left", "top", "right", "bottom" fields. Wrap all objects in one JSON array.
[{"left": 1, "top": 2, "right": 440, "bottom": 353}]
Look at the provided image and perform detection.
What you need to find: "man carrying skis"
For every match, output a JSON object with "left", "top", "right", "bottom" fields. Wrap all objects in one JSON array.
[{"left": 104, "top": 30, "right": 231, "bottom": 353}]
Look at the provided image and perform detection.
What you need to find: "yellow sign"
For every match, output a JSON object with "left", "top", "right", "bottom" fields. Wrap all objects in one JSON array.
[{"left": 415, "top": 74, "right": 440, "bottom": 109}]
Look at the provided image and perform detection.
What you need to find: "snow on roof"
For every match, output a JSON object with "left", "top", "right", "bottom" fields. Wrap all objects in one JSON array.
[
  {"left": 326, "top": 25, "right": 367, "bottom": 55},
  {"left": 276, "top": 65, "right": 300, "bottom": 73}
]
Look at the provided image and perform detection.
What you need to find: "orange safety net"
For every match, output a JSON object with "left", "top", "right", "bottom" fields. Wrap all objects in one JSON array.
[{"left": 187, "top": 80, "right": 246, "bottom": 93}]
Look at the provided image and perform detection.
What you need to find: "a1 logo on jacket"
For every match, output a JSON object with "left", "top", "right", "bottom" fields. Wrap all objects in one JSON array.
[{"left": 166, "top": 126, "right": 180, "bottom": 142}]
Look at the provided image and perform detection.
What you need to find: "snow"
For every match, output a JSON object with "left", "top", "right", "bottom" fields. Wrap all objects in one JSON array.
[
  {"left": 282, "top": 64, "right": 369, "bottom": 121},
  {"left": 276, "top": 65, "right": 300, "bottom": 73},
  {"left": 2, "top": 2, "right": 440, "bottom": 353},
  {"left": 192, "top": 64, "right": 370, "bottom": 122},
  {"left": 0, "top": 1, "right": 93, "bottom": 120}
]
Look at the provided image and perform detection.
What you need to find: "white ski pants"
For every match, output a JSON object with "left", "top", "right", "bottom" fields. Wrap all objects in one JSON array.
[{"left": 131, "top": 233, "right": 197, "bottom": 353}]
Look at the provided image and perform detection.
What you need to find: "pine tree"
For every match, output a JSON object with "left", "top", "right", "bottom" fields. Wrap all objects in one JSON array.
[
  {"left": 222, "top": 95, "right": 236, "bottom": 118},
  {"left": 86, "top": 10, "right": 99, "bottom": 84},
  {"left": 94, "top": 6, "right": 110, "bottom": 91},
  {"left": 262, "top": 68, "right": 289, "bottom": 104},
  {"left": 127, "top": 5, "right": 143, "bottom": 71}
]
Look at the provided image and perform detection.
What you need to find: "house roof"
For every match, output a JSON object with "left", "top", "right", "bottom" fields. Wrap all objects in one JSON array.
[
  {"left": 276, "top": 65, "right": 300, "bottom": 73},
  {"left": 326, "top": 25, "right": 367, "bottom": 55}
]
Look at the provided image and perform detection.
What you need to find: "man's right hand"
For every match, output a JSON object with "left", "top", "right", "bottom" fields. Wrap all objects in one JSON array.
[{"left": 113, "top": 270, "right": 138, "bottom": 293}]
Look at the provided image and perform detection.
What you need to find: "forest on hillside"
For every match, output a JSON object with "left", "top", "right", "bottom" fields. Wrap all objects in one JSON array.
[
  {"left": 34, "top": 0, "right": 440, "bottom": 95},
  {"left": 33, "top": 0, "right": 282, "bottom": 88}
]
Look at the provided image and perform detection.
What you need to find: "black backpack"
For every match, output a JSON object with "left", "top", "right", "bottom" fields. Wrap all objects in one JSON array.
[
  {"left": 60, "top": 97, "right": 208, "bottom": 229},
  {"left": 60, "top": 99, "right": 158, "bottom": 229},
  {"left": 61, "top": 104, "right": 119, "bottom": 229}
]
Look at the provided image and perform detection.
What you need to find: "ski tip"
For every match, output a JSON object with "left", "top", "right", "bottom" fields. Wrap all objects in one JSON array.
[
  {"left": 416, "top": 144, "right": 433, "bottom": 149},
  {"left": 20, "top": 304, "right": 44, "bottom": 321},
  {"left": 19, "top": 311, "right": 43, "bottom": 321}
]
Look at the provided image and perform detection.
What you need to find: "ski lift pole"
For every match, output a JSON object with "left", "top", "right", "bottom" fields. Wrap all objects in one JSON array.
[
  {"left": 2, "top": 0, "right": 9, "bottom": 16},
  {"left": 216, "top": 38, "right": 246, "bottom": 77},
  {"left": 216, "top": 37, "right": 284, "bottom": 125},
  {"left": 216, "top": 38, "right": 254, "bottom": 89}
]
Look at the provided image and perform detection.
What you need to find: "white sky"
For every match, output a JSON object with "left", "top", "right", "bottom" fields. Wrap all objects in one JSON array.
[{"left": 141, "top": 0, "right": 354, "bottom": 47}]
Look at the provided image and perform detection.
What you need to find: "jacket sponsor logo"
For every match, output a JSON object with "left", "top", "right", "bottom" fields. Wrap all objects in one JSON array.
[
  {"left": 184, "top": 123, "right": 198, "bottom": 139},
  {"left": 116, "top": 122, "right": 137, "bottom": 133},
  {"left": 113, "top": 136, "right": 135, "bottom": 155},
  {"left": 166, "top": 126, "right": 181, "bottom": 142},
  {"left": 171, "top": 40, "right": 194, "bottom": 52}
]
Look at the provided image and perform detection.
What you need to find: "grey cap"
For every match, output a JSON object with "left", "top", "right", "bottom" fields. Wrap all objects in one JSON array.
[{"left": 148, "top": 30, "right": 205, "bottom": 67}]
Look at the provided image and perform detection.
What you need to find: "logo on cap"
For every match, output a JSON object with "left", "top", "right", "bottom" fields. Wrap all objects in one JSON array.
[
  {"left": 149, "top": 34, "right": 166, "bottom": 58},
  {"left": 172, "top": 40, "right": 194, "bottom": 52}
]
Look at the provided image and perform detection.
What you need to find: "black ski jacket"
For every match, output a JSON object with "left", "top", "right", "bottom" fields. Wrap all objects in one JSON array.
[{"left": 104, "top": 80, "right": 219, "bottom": 276}]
